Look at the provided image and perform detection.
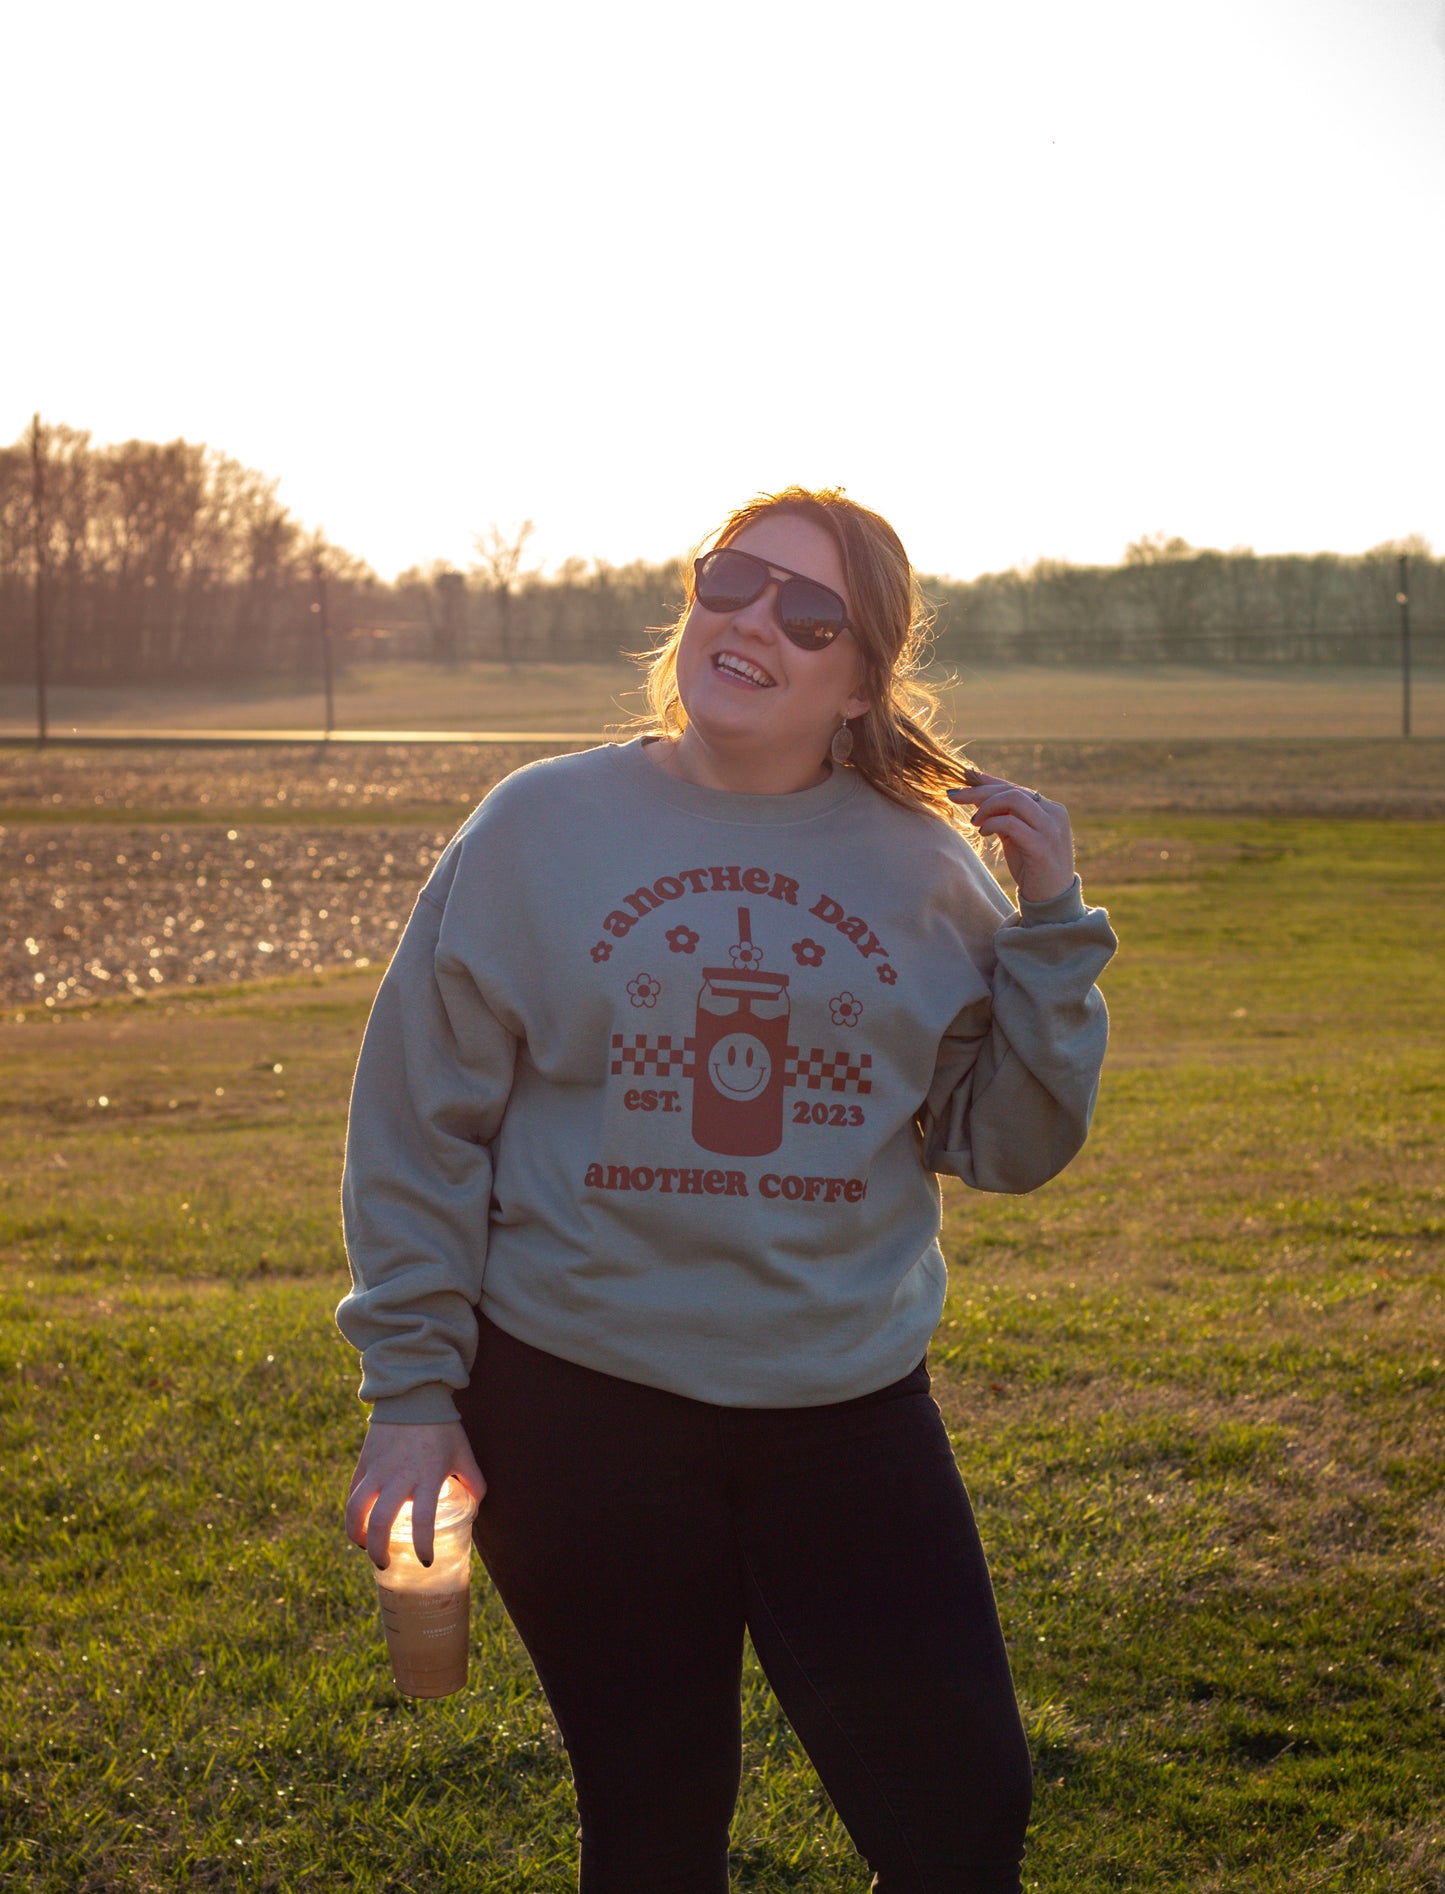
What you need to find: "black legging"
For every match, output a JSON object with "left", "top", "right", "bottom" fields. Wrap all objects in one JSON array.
[{"left": 456, "top": 1315, "right": 1032, "bottom": 1894}]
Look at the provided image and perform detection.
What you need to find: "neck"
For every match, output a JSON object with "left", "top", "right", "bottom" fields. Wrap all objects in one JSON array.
[{"left": 649, "top": 728, "right": 831, "bottom": 796}]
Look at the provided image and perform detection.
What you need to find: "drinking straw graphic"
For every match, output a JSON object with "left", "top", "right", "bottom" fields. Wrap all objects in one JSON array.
[{"left": 730, "top": 907, "right": 763, "bottom": 969}]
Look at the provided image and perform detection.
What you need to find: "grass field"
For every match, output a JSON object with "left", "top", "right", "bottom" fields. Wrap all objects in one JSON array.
[
  {"left": 2, "top": 751, "right": 1443, "bottom": 1890},
  {"left": 2, "top": 657, "right": 1442, "bottom": 741}
]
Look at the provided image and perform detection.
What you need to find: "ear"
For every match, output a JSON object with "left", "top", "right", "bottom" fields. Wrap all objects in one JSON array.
[{"left": 839, "top": 645, "right": 872, "bottom": 724}]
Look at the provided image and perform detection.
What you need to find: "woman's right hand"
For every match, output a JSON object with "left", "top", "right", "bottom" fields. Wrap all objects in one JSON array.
[{"left": 345, "top": 1419, "right": 487, "bottom": 1571}]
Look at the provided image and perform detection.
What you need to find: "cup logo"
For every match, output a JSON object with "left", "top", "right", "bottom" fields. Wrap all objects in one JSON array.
[{"left": 692, "top": 961, "right": 790, "bottom": 1156}]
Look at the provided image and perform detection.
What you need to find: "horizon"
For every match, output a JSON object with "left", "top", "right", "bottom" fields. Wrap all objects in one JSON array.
[{"left": 13, "top": 416, "right": 1439, "bottom": 589}]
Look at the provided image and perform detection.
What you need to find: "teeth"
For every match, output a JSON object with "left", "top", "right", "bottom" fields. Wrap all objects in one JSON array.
[{"left": 714, "top": 652, "right": 775, "bottom": 688}]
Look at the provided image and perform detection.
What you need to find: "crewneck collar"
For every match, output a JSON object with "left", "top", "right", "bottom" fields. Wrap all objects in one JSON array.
[{"left": 617, "top": 736, "right": 861, "bottom": 827}]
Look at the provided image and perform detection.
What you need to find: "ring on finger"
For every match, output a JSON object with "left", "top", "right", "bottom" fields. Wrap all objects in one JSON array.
[{"left": 1031, "top": 790, "right": 1043, "bottom": 804}]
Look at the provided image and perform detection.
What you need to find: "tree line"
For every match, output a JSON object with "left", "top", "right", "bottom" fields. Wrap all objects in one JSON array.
[
  {"left": 0, "top": 421, "right": 379, "bottom": 683},
  {"left": 1, "top": 423, "right": 1438, "bottom": 684},
  {"left": 929, "top": 533, "right": 1441, "bottom": 665}
]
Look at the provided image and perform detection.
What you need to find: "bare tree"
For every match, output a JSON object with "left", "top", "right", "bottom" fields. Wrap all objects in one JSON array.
[
  {"left": 1123, "top": 532, "right": 1205, "bottom": 659},
  {"left": 471, "top": 519, "right": 536, "bottom": 666}
]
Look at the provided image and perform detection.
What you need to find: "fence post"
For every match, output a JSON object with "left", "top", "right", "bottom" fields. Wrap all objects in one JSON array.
[
  {"left": 29, "top": 414, "right": 48, "bottom": 748},
  {"left": 1396, "top": 554, "right": 1411, "bottom": 739},
  {"left": 312, "top": 550, "right": 334, "bottom": 741}
]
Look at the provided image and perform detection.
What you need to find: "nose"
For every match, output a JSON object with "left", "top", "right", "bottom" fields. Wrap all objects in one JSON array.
[{"left": 728, "top": 576, "right": 784, "bottom": 641}]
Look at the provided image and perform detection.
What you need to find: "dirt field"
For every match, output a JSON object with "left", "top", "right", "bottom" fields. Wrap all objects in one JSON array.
[
  {"left": 2, "top": 658, "right": 1441, "bottom": 741},
  {"left": 2, "top": 823, "right": 450, "bottom": 1008},
  {"left": 4, "top": 736, "right": 1442, "bottom": 1013},
  {"left": 4, "top": 735, "right": 1443, "bottom": 821}
]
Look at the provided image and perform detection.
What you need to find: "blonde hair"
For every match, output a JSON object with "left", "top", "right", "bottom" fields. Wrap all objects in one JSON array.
[{"left": 630, "top": 486, "right": 978, "bottom": 831}]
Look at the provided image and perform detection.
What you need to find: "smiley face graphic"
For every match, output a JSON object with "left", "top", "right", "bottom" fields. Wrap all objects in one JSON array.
[{"left": 707, "top": 1031, "right": 772, "bottom": 1099}]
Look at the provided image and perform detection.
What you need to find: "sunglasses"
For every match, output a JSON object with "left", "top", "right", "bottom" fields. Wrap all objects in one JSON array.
[{"left": 692, "top": 547, "right": 855, "bottom": 650}]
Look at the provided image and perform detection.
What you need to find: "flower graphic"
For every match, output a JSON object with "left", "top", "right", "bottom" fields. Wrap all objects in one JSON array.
[
  {"left": 591, "top": 941, "right": 613, "bottom": 964},
  {"left": 829, "top": 991, "right": 863, "bottom": 1028},
  {"left": 791, "top": 938, "right": 826, "bottom": 968},
  {"left": 665, "top": 925, "right": 699, "bottom": 955},
  {"left": 729, "top": 905, "right": 763, "bottom": 969},
  {"left": 876, "top": 963, "right": 897, "bottom": 985},
  {"left": 627, "top": 972, "right": 661, "bottom": 1008}
]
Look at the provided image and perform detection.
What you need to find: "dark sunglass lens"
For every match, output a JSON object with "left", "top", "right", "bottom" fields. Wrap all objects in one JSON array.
[
  {"left": 778, "top": 579, "right": 845, "bottom": 648},
  {"left": 696, "top": 549, "right": 765, "bottom": 611}
]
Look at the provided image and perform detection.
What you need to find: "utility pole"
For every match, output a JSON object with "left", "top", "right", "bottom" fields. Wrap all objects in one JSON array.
[
  {"left": 29, "top": 414, "right": 49, "bottom": 748},
  {"left": 311, "top": 546, "right": 334, "bottom": 741},
  {"left": 1397, "top": 555, "right": 1411, "bottom": 739}
]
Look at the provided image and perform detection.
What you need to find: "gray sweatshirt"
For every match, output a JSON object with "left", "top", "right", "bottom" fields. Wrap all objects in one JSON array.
[{"left": 337, "top": 739, "right": 1117, "bottom": 1419}]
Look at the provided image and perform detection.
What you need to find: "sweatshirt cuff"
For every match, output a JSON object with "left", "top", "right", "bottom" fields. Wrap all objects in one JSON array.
[
  {"left": 1016, "top": 874, "right": 1086, "bottom": 927},
  {"left": 367, "top": 1385, "right": 461, "bottom": 1426}
]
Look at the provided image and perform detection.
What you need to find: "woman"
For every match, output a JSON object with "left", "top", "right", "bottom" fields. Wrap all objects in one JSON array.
[{"left": 339, "top": 487, "right": 1116, "bottom": 1893}]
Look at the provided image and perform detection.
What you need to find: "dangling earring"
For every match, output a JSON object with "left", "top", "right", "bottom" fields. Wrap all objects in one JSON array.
[{"left": 830, "top": 718, "right": 855, "bottom": 765}]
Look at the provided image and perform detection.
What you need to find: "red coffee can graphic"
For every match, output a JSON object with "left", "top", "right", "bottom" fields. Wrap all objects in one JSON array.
[{"left": 691, "top": 967, "right": 791, "bottom": 1156}]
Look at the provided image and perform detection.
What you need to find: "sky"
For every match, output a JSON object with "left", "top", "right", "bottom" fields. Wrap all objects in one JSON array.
[{"left": 4, "top": 0, "right": 1444, "bottom": 583}]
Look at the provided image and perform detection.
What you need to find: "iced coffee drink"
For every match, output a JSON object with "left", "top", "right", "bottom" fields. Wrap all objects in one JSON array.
[{"left": 373, "top": 1476, "right": 477, "bottom": 1698}]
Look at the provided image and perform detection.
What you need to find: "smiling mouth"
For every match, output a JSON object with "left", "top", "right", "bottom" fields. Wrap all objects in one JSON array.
[
  {"left": 710, "top": 1062, "right": 767, "bottom": 1096},
  {"left": 713, "top": 651, "right": 776, "bottom": 689}
]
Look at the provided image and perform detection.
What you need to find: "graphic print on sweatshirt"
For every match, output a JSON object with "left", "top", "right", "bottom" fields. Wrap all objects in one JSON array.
[{"left": 591, "top": 865, "right": 894, "bottom": 1160}]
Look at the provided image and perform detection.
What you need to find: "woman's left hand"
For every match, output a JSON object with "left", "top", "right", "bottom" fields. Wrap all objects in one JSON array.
[{"left": 948, "top": 769, "right": 1076, "bottom": 905}]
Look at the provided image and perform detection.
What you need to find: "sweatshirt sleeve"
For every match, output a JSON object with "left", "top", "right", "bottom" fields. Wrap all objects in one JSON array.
[
  {"left": 918, "top": 875, "right": 1117, "bottom": 1193},
  {"left": 336, "top": 884, "right": 518, "bottom": 1423}
]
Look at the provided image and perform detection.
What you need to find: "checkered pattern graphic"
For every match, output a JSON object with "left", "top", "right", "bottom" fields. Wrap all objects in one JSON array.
[
  {"left": 610, "top": 1033, "right": 695, "bottom": 1078},
  {"left": 783, "top": 1047, "right": 874, "bottom": 1095}
]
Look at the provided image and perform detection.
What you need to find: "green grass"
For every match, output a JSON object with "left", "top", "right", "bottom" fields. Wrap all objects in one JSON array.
[{"left": 2, "top": 816, "right": 1443, "bottom": 1890}]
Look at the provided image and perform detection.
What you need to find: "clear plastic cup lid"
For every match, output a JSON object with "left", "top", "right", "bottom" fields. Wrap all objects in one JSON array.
[{"left": 387, "top": 1477, "right": 478, "bottom": 1546}]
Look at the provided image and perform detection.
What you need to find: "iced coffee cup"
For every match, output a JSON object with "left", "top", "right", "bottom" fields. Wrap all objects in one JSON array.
[{"left": 373, "top": 1476, "right": 477, "bottom": 1698}]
